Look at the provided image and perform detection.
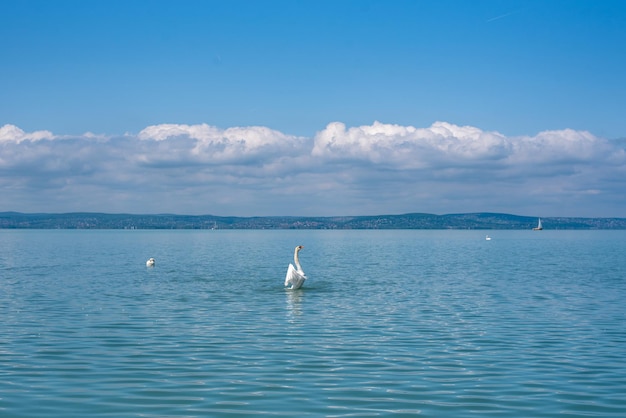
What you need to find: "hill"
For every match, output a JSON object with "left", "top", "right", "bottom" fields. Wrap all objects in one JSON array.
[{"left": 1, "top": 212, "right": 625, "bottom": 229}]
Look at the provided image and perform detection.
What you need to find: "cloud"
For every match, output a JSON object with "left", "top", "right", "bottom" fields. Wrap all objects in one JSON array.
[
  {"left": 1, "top": 122, "right": 624, "bottom": 217},
  {"left": 312, "top": 121, "right": 623, "bottom": 178},
  {"left": 137, "top": 123, "right": 309, "bottom": 164},
  {"left": 312, "top": 121, "right": 510, "bottom": 169},
  {"left": 0, "top": 124, "right": 55, "bottom": 143}
]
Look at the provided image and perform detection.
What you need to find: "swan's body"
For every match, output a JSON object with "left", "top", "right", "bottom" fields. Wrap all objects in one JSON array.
[
  {"left": 146, "top": 257, "right": 155, "bottom": 267},
  {"left": 485, "top": 235, "right": 491, "bottom": 241},
  {"left": 285, "top": 245, "right": 306, "bottom": 290}
]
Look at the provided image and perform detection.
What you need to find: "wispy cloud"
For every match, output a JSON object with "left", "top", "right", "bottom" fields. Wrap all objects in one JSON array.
[
  {"left": 1, "top": 122, "right": 624, "bottom": 217},
  {"left": 486, "top": 9, "right": 522, "bottom": 23}
]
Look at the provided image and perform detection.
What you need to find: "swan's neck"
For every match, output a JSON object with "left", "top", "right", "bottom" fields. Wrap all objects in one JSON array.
[{"left": 294, "top": 248, "right": 303, "bottom": 272}]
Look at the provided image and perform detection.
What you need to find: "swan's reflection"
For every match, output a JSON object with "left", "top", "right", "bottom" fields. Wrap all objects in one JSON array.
[{"left": 285, "top": 288, "right": 304, "bottom": 317}]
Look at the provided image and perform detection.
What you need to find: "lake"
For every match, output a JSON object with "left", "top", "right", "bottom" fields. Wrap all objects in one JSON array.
[{"left": 1, "top": 229, "right": 625, "bottom": 417}]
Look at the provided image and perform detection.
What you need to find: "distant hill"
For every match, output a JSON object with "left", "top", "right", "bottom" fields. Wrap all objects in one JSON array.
[{"left": 1, "top": 212, "right": 625, "bottom": 229}]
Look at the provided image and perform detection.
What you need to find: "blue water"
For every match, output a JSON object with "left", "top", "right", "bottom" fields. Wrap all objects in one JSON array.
[{"left": 1, "top": 229, "right": 625, "bottom": 417}]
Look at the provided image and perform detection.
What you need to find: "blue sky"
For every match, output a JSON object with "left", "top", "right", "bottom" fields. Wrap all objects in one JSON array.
[{"left": 1, "top": 0, "right": 625, "bottom": 217}]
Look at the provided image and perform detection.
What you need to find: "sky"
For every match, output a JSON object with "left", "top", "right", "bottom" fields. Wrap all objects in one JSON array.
[{"left": 1, "top": 0, "right": 625, "bottom": 217}]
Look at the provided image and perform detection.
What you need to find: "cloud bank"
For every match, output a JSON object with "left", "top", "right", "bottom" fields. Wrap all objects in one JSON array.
[{"left": 1, "top": 121, "right": 624, "bottom": 217}]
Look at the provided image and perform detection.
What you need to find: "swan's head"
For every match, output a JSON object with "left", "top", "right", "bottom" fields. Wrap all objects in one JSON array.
[{"left": 295, "top": 245, "right": 304, "bottom": 252}]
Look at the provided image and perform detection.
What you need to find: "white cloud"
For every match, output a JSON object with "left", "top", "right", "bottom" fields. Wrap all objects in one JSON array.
[
  {"left": 312, "top": 121, "right": 622, "bottom": 176},
  {"left": 0, "top": 124, "right": 55, "bottom": 143},
  {"left": 1, "top": 122, "right": 625, "bottom": 217},
  {"left": 507, "top": 128, "right": 611, "bottom": 165},
  {"left": 312, "top": 121, "right": 510, "bottom": 168},
  {"left": 136, "top": 123, "right": 309, "bottom": 164},
  {"left": 138, "top": 123, "right": 221, "bottom": 141}
]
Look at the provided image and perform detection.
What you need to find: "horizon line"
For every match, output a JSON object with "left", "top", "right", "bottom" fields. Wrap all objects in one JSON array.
[{"left": 2, "top": 211, "right": 623, "bottom": 220}]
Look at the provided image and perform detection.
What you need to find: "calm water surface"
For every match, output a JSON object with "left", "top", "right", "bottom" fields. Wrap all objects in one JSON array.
[{"left": 1, "top": 229, "right": 625, "bottom": 417}]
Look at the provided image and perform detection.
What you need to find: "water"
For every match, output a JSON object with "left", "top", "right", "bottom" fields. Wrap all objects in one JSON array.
[{"left": 1, "top": 229, "right": 625, "bottom": 417}]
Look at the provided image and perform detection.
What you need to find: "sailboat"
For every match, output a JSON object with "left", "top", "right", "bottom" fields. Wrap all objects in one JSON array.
[{"left": 532, "top": 218, "right": 543, "bottom": 230}]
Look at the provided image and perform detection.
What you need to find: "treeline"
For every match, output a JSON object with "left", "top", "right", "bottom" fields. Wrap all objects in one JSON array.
[{"left": 1, "top": 212, "right": 626, "bottom": 229}]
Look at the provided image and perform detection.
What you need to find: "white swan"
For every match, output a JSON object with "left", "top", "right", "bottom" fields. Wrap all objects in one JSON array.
[
  {"left": 485, "top": 235, "right": 491, "bottom": 241},
  {"left": 284, "top": 245, "right": 306, "bottom": 290},
  {"left": 146, "top": 258, "right": 155, "bottom": 267}
]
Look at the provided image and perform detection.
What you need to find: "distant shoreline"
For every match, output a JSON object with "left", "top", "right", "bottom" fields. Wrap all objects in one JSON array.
[{"left": 2, "top": 212, "right": 625, "bottom": 230}]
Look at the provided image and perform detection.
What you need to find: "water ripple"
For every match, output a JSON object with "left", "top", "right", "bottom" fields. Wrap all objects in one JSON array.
[{"left": 1, "top": 230, "right": 626, "bottom": 416}]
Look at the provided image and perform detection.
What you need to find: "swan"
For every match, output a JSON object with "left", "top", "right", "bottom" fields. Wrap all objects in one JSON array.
[
  {"left": 485, "top": 235, "right": 491, "bottom": 241},
  {"left": 284, "top": 245, "right": 306, "bottom": 290},
  {"left": 146, "top": 258, "right": 155, "bottom": 267}
]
